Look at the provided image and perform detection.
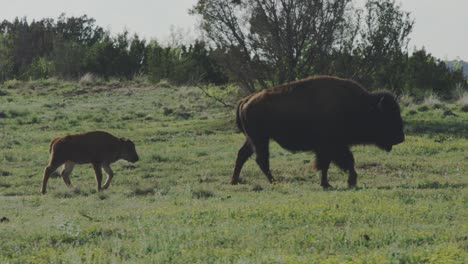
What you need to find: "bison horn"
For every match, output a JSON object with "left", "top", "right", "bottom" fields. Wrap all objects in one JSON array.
[
  {"left": 377, "top": 96, "right": 386, "bottom": 111},
  {"left": 370, "top": 96, "right": 385, "bottom": 113}
]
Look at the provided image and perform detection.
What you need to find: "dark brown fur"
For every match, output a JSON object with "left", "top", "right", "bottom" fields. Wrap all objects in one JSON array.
[
  {"left": 41, "top": 131, "right": 139, "bottom": 194},
  {"left": 232, "top": 76, "right": 404, "bottom": 188}
]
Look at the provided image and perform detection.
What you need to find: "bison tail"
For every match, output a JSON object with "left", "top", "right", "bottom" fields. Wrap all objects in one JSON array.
[
  {"left": 236, "top": 93, "right": 257, "bottom": 134},
  {"left": 49, "top": 138, "right": 60, "bottom": 153},
  {"left": 235, "top": 100, "right": 245, "bottom": 133},
  {"left": 236, "top": 98, "right": 247, "bottom": 133}
]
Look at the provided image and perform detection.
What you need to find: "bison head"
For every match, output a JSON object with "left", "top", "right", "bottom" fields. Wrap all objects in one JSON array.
[
  {"left": 372, "top": 92, "right": 405, "bottom": 152},
  {"left": 120, "top": 138, "right": 139, "bottom": 163}
]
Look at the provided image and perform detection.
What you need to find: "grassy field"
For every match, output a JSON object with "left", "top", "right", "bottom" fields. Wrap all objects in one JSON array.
[{"left": 0, "top": 79, "right": 467, "bottom": 263}]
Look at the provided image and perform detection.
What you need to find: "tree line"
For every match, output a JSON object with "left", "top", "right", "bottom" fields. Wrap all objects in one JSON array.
[
  {"left": 0, "top": 14, "right": 227, "bottom": 85},
  {"left": 0, "top": 0, "right": 466, "bottom": 99}
]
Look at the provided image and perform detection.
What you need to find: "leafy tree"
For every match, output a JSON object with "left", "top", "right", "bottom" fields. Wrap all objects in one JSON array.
[
  {"left": 354, "top": 0, "right": 414, "bottom": 92},
  {"left": 0, "top": 17, "right": 55, "bottom": 79},
  {"left": 189, "top": 42, "right": 228, "bottom": 84},
  {"left": 145, "top": 41, "right": 175, "bottom": 82},
  {"left": 192, "top": 0, "right": 359, "bottom": 91},
  {"left": 50, "top": 38, "right": 86, "bottom": 79},
  {"left": 21, "top": 57, "right": 51, "bottom": 79},
  {"left": 0, "top": 14, "right": 104, "bottom": 80},
  {"left": 405, "top": 49, "right": 467, "bottom": 98},
  {"left": 171, "top": 41, "right": 228, "bottom": 85},
  {"left": 0, "top": 34, "right": 13, "bottom": 82},
  {"left": 128, "top": 34, "right": 147, "bottom": 77},
  {"left": 112, "top": 31, "right": 132, "bottom": 78},
  {"left": 144, "top": 40, "right": 227, "bottom": 85},
  {"left": 55, "top": 13, "right": 104, "bottom": 46},
  {"left": 84, "top": 34, "right": 118, "bottom": 79},
  {"left": 191, "top": 0, "right": 416, "bottom": 93}
]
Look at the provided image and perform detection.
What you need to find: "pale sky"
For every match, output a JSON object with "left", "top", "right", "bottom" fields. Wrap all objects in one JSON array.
[{"left": 0, "top": 0, "right": 467, "bottom": 61}]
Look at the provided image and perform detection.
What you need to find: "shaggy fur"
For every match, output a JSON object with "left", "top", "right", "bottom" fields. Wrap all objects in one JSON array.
[
  {"left": 232, "top": 76, "right": 404, "bottom": 188},
  {"left": 41, "top": 131, "right": 139, "bottom": 194}
]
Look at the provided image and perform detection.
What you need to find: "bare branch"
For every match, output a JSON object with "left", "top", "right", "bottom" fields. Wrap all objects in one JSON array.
[
  {"left": 196, "top": 83, "right": 234, "bottom": 108},
  {"left": 189, "top": 74, "right": 234, "bottom": 108}
]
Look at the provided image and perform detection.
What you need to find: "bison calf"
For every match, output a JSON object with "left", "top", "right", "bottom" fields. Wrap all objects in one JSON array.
[
  {"left": 41, "top": 131, "right": 139, "bottom": 194},
  {"left": 232, "top": 76, "right": 404, "bottom": 188}
]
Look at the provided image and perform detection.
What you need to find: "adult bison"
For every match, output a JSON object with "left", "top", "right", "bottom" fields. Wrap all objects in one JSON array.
[
  {"left": 231, "top": 76, "right": 404, "bottom": 188},
  {"left": 41, "top": 131, "right": 139, "bottom": 194}
]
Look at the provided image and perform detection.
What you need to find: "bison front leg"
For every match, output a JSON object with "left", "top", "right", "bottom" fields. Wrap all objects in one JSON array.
[
  {"left": 41, "top": 159, "right": 63, "bottom": 194},
  {"left": 102, "top": 164, "right": 114, "bottom": 190},
  {"left": 92, "top": 163, "right": 103, "bottom": 192},
  {"left": 231, "top": 140, "right": 253, "bottom": 184},
  {"left": 333, "top": 147, "right": 358, "bottom": 188},
  {"left": 41, "top": 167, "right": 53, "bottom": 194},
  {"left": 315, "top": 152, "right": 333, "bottom": 189}
]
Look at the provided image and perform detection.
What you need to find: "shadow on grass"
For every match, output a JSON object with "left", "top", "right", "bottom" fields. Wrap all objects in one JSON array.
[
  {"left": 376, "top": 181, "right": 467, "bottom": 190},
  {"left": 192, "top": 189, "right": 215, "bottom": 199},
  {"left": 405, "top": 119, "right": 468, "bottom": 138},
  {"left": 312, "top": 181, "right": 467, "bottom": 192},
  {"left": 53, "top": 188, "right": 90, "bottom": 198}
]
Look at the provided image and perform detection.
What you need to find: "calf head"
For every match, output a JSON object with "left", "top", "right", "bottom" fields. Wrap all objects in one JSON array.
[
  {"left": 372, "top": 92, "right": 405, "bottom": 152},
  {"left": 120, "top": 138, "right": 139, "bottom": 163}
]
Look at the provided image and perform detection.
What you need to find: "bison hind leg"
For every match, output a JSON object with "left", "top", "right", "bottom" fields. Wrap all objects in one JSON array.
[
  {"left": 231, "top": 140, "right": 253, "bottom": 184},
  {"left": 61, "top": 161, "right": 75, "bottom": 189},
  {"left": 41, "top": 158, "right": 64, "bottom": 194},
  {"left": 92, "top": 163, "right": 103, "bottom": 192},
  {"left": 332, "top": 147, "right": 358, "bottom": 187},
  {"left": 252, "top": 138, "right": 275, "bottom": 184},
  {"left": 102, "top": 164, "right": 114, "bottom": 190}
]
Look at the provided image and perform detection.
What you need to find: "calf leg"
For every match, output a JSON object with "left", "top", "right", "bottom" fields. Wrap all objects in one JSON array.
[
  {"left": 231, "top": 140, "right": 253, "bottom": 184},
  {"left": 61, "top": 161, "right": 75, "bottom": 189},
  {"left": 92, "top": 163, "right": 103, "bottom": 192},
  {"left": 253, "top": 138, "right": 275, "bottom": 183},
  {"left": 315, "top": 151, "right": 333, "bottom": 189},
  {"left": 333, "top": 147, "right": 358, "bottom": 187},
  {"left": 41, "top": 159, "right": 63, "bottom": 194},
  {"left": 102, "top": 164, "right": 114, "bottom": 190}
]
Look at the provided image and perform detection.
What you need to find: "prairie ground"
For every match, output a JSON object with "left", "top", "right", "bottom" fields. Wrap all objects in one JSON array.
[{"left": 0, "top": 80, "right": 467, "bottom": 263}]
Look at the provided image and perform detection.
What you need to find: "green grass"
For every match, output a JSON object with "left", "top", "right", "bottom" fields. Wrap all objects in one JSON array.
[{"left": 0, "top": 80, "right": 467, "bottom": 263}]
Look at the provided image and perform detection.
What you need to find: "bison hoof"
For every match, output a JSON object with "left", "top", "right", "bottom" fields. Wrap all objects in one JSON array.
[
  {"left": 230, "top": 180, "right": 239, "bottom": 185},
  {"left": 321, "top": 183, "right": 334, "bottom": 189}
]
